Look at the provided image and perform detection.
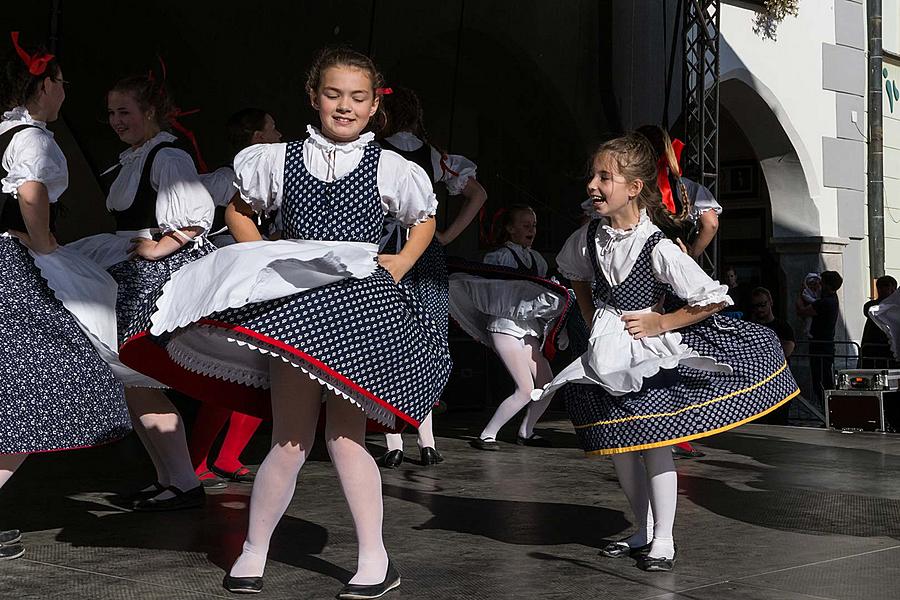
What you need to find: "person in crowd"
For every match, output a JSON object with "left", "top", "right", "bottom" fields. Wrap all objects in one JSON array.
[
  {"left": 797, "top": 270, "right": 843, "bottom": 405},
  {"left": 860, "top": 275, "right": 899, "bottom": 369}
]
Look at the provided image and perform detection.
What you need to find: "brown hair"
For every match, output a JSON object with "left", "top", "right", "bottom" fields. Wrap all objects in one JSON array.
[
  {"left": 592, "top": 132, "right": 689, "bottom": 237},
  {"left": 0, "top": 40, "right": 61, "bottom": 110},
  {"left": 635, "top": 124, "right": 691, "bottom": 224},
  {"left": 492, "top": 204, "right": 536, "bottom": 246},
  {"left": 108, "top": 74, "right": 175, "bottom": 130},
  {"left": 305, "top": 47, "right": 386, "bottom": 132},
  {"left": 226, "top": 107, "right": 269, "bottom": 152},
  {"left": 376, "top": 86, "right": 426, "bottom": 140}
]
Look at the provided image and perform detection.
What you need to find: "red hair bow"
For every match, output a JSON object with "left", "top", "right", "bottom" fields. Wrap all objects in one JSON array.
[
  {"left": 376, "top": 87, "right": 393, "bottom": 95},
  {"left": 657, "top": 137, "right": 685, "bottom": 213},
  {"left": 150, "top": 56, "right": 208, "bottom": 174},
  {"left": 10, "top": 32, "right": 54, "bottom": 77}
]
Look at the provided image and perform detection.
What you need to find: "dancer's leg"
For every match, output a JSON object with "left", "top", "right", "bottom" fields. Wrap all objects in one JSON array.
[
  {"left": 325, "top": 395, "right": 389, "bottom": 585},
  {"left": 126, "top": 388, "right": 198, "bottom": 495},
  {"left": 188, "top": 404, "right": 231, "bottom": 473},
  {"left": 213, "top": 412, "right": 263, "bottom": 474},
  {"left": 0, "top": 454, "right": 28, "bottom": 492},
  {"left": 480, "top": 333, "right": 537, "bottom": 441},
  {"left": 229, "top": 359, "right": 321, "bottom": 578},
  {"left": 518, "top": 337, "right": 553, "bottom": 439},
  {"left": 610, "top": 451, "right": 654, "bottom": 548},
  {"left": 416, "top": 411, "right": 436, "bottom": 450},
  {"left": 643, "top": 446, "right": 678, "bottom": 559},
  {"left": 384, "top": 432, "right": 404, "bottom": 453}
]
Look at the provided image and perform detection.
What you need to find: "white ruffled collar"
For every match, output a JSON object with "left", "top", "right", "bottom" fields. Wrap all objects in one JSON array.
[
  {"left": 306, "top": 125, "right": 374, "bottom": 153},
  {"left": 2, "top": 106, "right": 52, "bottom": 136},
  {"left": 385, "top": 131, "right": 424, "bottom": 149},
  {"left": 601, "top": 209, "right": 650, "bottom": 240},
  {"left": 117, "top": 131, "right": 177, "bottom": 166},
  {"left": 504, "top": 241, "right": 533, "bottom": 254}
]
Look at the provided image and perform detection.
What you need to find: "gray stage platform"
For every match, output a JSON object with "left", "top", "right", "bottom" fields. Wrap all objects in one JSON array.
[{"left": 1, "top": 413, "right": 899, "bottom": 599}]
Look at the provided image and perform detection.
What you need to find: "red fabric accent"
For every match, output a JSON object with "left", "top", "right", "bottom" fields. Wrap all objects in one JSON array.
[
  {"left": 676, "top": 442, "right": 694, "bottom": 451},
  {"left": 376, "top": 87, "right": 393, "bottom": 95},
  {"left": 488, "top": 208, "right": 507, "bottom": 245},
  {"left": 438, "top": 153, "right": 460, "bottom": 178},
  {"left": 188, "top": 403, "right": 232, "bottom": 468},
  {"left": 213, "top": 411, "right": 263, "bottom": 472},
  {"left": 10, "top": 32, "right": 54, "bottom": 77},
  {"left": 169, "top": 109, "right": 209, "bottom": 174},
  {"left": 657, "top": 138, "right": 686, "bottom": 214}
]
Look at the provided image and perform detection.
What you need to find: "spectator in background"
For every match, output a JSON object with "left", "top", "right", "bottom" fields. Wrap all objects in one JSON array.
[
  {"left": 750, "top": 287, "right": 795, "bottom": 357},
  {"left": 722, "top": 265, "right": 748, "bottom": 318},
  {"left": 860, "top": 276, "right": 899, "bottom": 369},
  {"left": 797, "top": 270, "right": 843, "bottom": 406}
]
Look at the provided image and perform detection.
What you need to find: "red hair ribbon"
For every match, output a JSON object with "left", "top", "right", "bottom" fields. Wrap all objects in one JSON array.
[
  {"left": 10, "top": 32, "right": 54, "bottom": 77},
  {"left": 151, "top": 56, "right": 208, "bottom": 174},
  {"left": 376, "top": 87, "right": 393, "bottom": 95},
  {"left": 438, "top": 152, "right": 460, "bottom": 179},
  {"left": 657, "top": 137, "right": 685, "bottom": 214}
]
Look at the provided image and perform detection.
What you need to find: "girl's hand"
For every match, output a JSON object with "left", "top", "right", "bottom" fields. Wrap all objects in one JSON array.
[
  {"left": 129, "top": 237, "right": 163, "bottom": 261},
  {"left": 378, "top": 253, "right": 414, "bottom": 283},
  {"left": 621, "top": 312, "right": 667, "bottom": 339}
]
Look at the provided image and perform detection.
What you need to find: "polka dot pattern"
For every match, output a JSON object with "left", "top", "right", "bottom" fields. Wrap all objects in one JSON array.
[{"left": 0, "top": 237, "right": 130, "bottom": 454}]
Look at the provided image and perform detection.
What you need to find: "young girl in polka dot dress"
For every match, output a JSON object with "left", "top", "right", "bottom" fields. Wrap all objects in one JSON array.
[
  {"left": 536, "top": 133, "right": 799, "bottom": 571},
  {"left": 0, "top": 33, "right": 129, "bottom": 560},
  {"left": 147, "top": 48, "right": 450, "bottom": 598}
]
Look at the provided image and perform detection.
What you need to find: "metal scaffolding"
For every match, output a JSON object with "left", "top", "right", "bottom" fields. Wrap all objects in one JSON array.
[{"left": 682, "top": 0, "right": 721, "bottom": 273}]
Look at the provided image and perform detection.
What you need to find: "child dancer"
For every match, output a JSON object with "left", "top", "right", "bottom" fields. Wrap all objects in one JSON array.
[
  {"left": 188, "top": 108, "right": 282, "bottom": 487},
  {"left": 377, "top": 86, "right": 487, "bottom": 468},
  {"left": 537, "top": 133, "right": 798, "bottom": 571},
  {"left": 146, "top": 48, "right": 450, "bottom": 598},
  {"left": 1, "top": 32, "right": 129, "bottom": 560},
  {"left": 68, "top": 73, "right": 216, "bottom": 511},
  {"left": 451, "top": 205, "right": 559, "bottom": 450}
]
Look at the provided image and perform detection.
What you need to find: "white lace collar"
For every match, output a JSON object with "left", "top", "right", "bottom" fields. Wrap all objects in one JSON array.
[
  {"left": 117, "top": 131, "right": 177, "bottom": 166},
  {"left": 2, "top": 106, "right": 52, "bottom": 136},
  {"left": 601, "top": 209, "right": 650, "bottom": 239},
  {"left": 306, "top": 125, "right": 374, "bottom": 153}
]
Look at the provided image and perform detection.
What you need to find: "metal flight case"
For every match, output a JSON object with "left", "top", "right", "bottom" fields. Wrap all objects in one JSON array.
[{"left": 825, "top": 369, "right": 900, "bottom": 432}]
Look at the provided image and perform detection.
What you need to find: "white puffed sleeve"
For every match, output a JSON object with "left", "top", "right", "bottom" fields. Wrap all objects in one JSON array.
[
  {"left": 1, "top": 128, "right": 68, "bottom": 203},
  {"left": 233, "top": 143, "right": 286, "bottom": 214},
  {"left": 556, "top": 223, "right": 594, "bottom": 281},
  {"left": 377, "top": 150, "right": 438, "bottom": 227},
  {"left": 151, "top": 148, "right": 215, "bottom": 234},
  {"left": 432, "top": 148, "right": 478, "bottom": 195},
  {"left": 683, "top": 177, "right": 722, "bottom": 220},
  {"left": 651, "top": 238, "right": 732, "bottom": 307},
  {"left": 483, "top": 247, "right": 518, "bottom": 268},
  {"left": 200, "top": 167, "right": 238, "bottom": 208}
]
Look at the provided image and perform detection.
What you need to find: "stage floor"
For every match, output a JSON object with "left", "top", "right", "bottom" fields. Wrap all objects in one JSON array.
[{"left": 2, "top": 412, "right": 899, "bottom": 600}]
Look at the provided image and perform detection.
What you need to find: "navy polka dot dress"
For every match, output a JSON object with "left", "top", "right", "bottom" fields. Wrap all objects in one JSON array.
[
  {"left": 562, "top": 221, "right": 800, "bottom": 455},
  {"left": 175, "top": 142, "right": 451, "bottom": 428},
  {"left": 0, "top": 237, "right": 130, "bottom": 454}
]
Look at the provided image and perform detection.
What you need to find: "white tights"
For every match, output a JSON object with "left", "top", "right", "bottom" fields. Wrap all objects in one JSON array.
[
  {"left": 384, "top": 410, "right": 436, "bottom": 453},
  {"left": 0, "top": 453, "right": 28, "bottom": 494},
  {"left": 230, "top": 358, "right": 388, "bottom": 586},
  {"left": 479, "top": 333, "right": 553, "bottom": 441},
  {"left": 611, "top": 446, "right": 678, "bottom": 559},
  {"left": 126, "top": 387, "right": 199, "bottom": 499}
]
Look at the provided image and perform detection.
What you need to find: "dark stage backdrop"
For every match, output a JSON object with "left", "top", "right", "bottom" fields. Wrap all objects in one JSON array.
[{"left": 3, "top": 1, "right": 677, "bottom": 259}]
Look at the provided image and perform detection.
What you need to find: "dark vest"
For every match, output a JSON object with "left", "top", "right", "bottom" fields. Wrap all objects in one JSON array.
[
  {"left": 0, "top": 124, "right": 59, "bottom": 233},
  {"left": 504, "top": 246, "right": 540, "bottom": 276},
  {"left": 101, "top": 141, "right": 178, "bottom": 231}
]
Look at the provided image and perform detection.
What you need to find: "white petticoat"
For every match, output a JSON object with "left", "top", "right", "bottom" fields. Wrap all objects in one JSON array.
[
  {"left": 149, "top": 239, "right": 380, "bottom": 336},
  {"left": 869, "top": 291, "right": 900, "bottom": 359},
  {"left": 26, "top": 234, "right": 163, "bottom": 387},
  {"left": 448, "top": 273, "right": 565, "bottom": 348},
  {"left": 533, "top": 306, "right": 733, "bottom": 400}
]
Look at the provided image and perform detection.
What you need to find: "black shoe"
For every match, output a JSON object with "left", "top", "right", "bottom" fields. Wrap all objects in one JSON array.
[
  {"left": 470, "top": 437, "right": 500, "bottom": 451},
  {"left": 0, "top": 529, "right": 21, "bottom": 545},
  {"left": 516, "top": 434, "right": 552, "bottom": 447},
  {"left": 0, "top": 544, "right": 24, "bottom": 561},
  {"left": 672, "top": 446, "right": 705, "bottom": 459},
  {"left": 419, "top": 447, "right": 444, "bottom": 466},
  {"left": 133, "top": 485, "right": 206, "bottom": 512},
  {"left": 337, "top": 561, "right": 401, "bottom": 599},
  {"left": 199, "top": 471, "right": 228, "bottom": 490},
  {"left": 377, "top": 450, "right": 404, "bottom": 469},
  {"left": 210, "top": 465, "right": 257, "bottom": 483},
  {"left": 117, "top": 482, "right": 165, "bottom": 504},
  {"left": 599, "top": 540, "right": 651, "bottom": 558},
  {"left": 637, "top": 554, "right": 676, "bottom": 571},
  {"left": 223, "top": 574, "right": 263, "bottom": 594}
]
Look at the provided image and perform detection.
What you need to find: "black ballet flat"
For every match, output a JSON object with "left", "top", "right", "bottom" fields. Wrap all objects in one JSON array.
[
  {"left": 0, "top": 543, "right": 24, "bottom": 561},
  {"left": 117, "top": 482, "right": 165, "bottom": 504},
  {"left": 419, "top": 447, "right": 444, "bottom": 466},
  {"left": 516, "top": 434, "right": 553, "bottom": 448},
  {"left": 377, "top": 450, "right": 404, "bottom": 469},
  {"left": 133, "top": 484, "right": 206, "bottom": 512},
  {"left": 223, "top": 574, "right": 264, "bottom": 594},
  {"left": 637, "top": 554, "right": 676, "bottom": 572},
  {"left": 599, "top": 541, "right": 651, "bottom": 558},
  {"left": 470, "top": 438, "right": 500, "bottom": 451},
  {"left": 0, "top": 529, "right": 21, "bottom": 545},
  {"left": 337, "top": 561, "right": 400, "bottom": 599}
]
